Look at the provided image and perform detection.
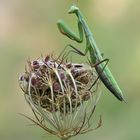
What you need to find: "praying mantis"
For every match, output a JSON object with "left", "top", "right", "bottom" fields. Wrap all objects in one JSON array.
[{"left": 57, "top": 5, "right": 125, "bottom": 101}]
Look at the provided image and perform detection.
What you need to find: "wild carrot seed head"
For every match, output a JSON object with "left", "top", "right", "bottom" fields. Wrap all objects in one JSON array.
[{"left": 19, "top": 55, "right": 101, "bottom": 139}]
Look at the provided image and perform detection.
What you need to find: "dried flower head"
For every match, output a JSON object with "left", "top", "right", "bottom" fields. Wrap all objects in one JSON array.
[{"left": 19, "top": 55, "right": 102, "bottom": 140}]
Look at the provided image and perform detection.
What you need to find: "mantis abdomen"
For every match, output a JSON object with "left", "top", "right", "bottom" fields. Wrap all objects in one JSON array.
[
  {"left": 95, "top": 65, "right": 124, "bottom": 101},
  {"left": 88, "top": 38, "right": 124, "bottom": 101}
]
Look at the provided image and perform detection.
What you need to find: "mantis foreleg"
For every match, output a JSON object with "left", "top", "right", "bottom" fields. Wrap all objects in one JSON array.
[{"left": 57, "top": 20, "right": 84, "bottom": 43}]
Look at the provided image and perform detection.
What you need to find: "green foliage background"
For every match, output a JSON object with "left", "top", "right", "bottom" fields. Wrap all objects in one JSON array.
[{"left": 0, "top": 0, "right": 140, "bottom": 140}]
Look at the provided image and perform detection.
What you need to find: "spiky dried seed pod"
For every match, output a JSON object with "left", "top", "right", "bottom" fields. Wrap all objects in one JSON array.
[{"left": 19, "top": 55, "right": 101, "bottom": 140}]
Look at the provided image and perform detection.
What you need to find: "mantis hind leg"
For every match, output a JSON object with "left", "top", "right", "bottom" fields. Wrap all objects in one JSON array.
[
  {"left": 89, "top": 59, "right": 109, "bottom": 90},
  {"left": 56, "top": 44, "right": 86, "bottom": 62},
  {"left": 56, "top": 44, "right": 108, "bottom": 92}
]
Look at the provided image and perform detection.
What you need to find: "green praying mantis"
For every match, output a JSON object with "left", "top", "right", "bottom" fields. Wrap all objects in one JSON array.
[{"left": 57, "top": 5, "right": 125, "bottom": 102}]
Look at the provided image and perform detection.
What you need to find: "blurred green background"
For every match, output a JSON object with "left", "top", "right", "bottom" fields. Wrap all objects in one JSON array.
[{"left": 0, "top": 0, "right": 140, "bottom": 140}]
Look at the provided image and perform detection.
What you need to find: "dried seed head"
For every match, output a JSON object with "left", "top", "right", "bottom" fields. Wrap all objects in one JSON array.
[{"left": 19, "top": 55, "right": 101, "bottom": 140}]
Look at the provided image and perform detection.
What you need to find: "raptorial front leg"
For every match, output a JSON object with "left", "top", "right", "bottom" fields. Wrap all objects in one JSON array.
[{"left": 57, "top": 19, "right": 83, "bottom": 43}]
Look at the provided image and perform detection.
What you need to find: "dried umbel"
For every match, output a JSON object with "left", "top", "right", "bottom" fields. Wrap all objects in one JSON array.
[{"left": 19, "top": 55, "right": 102, "bottom": 140}]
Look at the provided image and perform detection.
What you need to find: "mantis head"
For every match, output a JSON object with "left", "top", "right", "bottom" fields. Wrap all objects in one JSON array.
[{"left": 68, "top": 5, "right": 79, "bottom": 14}]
